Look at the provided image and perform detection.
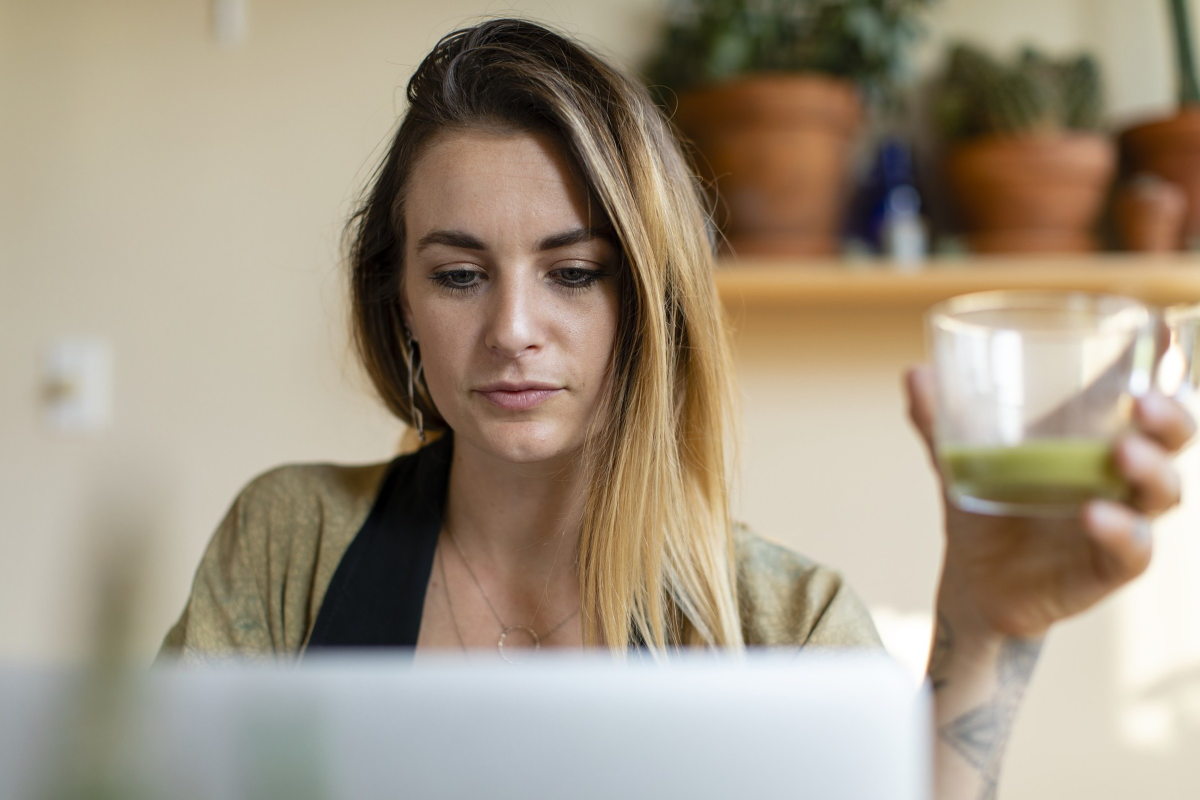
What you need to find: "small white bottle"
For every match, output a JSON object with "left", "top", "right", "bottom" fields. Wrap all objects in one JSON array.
[{"left": 882, "top": 185, "right": 928, "bottom": 270}]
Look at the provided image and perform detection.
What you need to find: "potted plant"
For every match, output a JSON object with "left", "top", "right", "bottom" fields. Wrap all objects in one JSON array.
[
  {"left": 1120, "top": 0, "right": 1200, "bottom": 249},
  {"left": 935, "top": 43, "right": 1114, "bottom": 253},
  {"left": 645, "top": 0, "right": 934, "bottom": 256}
]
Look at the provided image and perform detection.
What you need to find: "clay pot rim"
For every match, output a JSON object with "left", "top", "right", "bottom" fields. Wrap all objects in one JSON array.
[
  {"left": 674, "top": 71, "right": 862, "bottom": 134},
  {"left": 949, "top": 130, "right": 1113, "bottom": 150},
  {"left": 948, "top": 131, "right": 1116, "bottom": 168},
  {"left": 677, "top": 71, "right": 860, "bottom": 94},
  {"left": 1121, "top": 106, "right": 1200, "bottom": 140}
]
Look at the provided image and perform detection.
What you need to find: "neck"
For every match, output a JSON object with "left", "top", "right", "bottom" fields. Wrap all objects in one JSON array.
[{"left": 443, "top": 436, "right": 586, "bottom": 579}]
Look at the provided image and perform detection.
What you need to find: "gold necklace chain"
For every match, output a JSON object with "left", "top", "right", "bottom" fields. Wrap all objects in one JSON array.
[
  {"left": 439, "top": 547, "right": 468, "bottom": 652},
  {"left": 444, "top": 527, "right": 579, "bottom": 663}
]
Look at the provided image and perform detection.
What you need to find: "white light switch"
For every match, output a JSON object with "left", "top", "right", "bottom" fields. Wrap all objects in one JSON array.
[
  {"left": 43, "top": 337, "right": 113, "bottom": 434},
  {"left": 213, "top": 0, "right": 248, "bottom": 47}
]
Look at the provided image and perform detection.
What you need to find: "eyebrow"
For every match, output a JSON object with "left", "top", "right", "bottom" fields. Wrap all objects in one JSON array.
[
  {"left": 414, "top": 226, "right": 616, "bottom": 254},
  {"left": 535, "top": 226, "right": 615, "bottom": 252},
  {"left": 415, "top": 230, "right": 486, "bottom": 252}
]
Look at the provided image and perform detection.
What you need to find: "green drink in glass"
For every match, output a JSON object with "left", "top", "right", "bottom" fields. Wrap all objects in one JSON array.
[
  {"left": 939, "top": 438, "right": 1128, "bottom": 507},
  {"left": 929, "top": 291, "right": 1155, "bottom": 517}
]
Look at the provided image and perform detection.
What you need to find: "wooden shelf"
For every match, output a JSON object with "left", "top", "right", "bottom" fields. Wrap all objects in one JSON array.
[{"left": 715, "top": 254, "right": 1200, "bottom": 310}]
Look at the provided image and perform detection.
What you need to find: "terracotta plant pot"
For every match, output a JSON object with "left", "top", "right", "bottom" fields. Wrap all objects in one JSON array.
[
  {"left": 946, "top": 133, "right": 1116, "bottom": 254},
  {"left": 1121, "top": 109, "right": 1200, "bottom": 244},
  {"left": 674, "top": 74, "right": 862, "bottom": 256},
  {"left": 1114, "top": 174, "right": 1187, "bottom": 252}
]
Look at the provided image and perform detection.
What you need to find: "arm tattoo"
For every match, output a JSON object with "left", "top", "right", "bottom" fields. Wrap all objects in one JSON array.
[{"left": 936, "top": 635, "right": 1043, "bottom": 800}]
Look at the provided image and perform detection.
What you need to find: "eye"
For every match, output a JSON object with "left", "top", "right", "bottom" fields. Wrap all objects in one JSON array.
[
  {"left": 551, "top": 264, "right": 605, "bottom": 291},
  {"left": 430, "top": 268, "right": 484, "bottom": 295}
]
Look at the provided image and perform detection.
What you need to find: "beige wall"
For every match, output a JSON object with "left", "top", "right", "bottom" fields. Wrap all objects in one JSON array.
[{"left": 2, "top": 1, "right": 1197, "bottom": 797}]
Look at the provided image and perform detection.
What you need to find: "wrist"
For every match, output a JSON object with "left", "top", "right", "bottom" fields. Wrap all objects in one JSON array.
[
  {"left": 935, "top": 524, "right": 1056, "bottom": 641},
  {"left": 928, "top": 625, "right": 1044, "bottom": 800},
  {"left": 929, "top": 598, "right": 1045, "bottom": 686}
]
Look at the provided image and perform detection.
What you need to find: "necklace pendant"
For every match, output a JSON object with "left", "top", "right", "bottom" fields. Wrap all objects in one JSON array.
[{"left": 497, "top": 625, "right": 541, "bottom": 663}]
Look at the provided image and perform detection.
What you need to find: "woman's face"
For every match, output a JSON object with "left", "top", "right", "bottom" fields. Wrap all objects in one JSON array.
[{"left": 401, "top": 129, "right": 620, "bottom": 466}]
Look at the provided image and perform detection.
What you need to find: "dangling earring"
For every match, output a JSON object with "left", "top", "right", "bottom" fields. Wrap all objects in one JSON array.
[{"left": 405, "top": 328, "right": 426, "bottom": 443}]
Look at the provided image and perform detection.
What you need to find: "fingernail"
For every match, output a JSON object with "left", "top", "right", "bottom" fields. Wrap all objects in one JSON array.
[
  {"left": 1087, "top": 500, "right": 1126, "bottom": 534},
  {"left": 1133, "top": 518, "right": 1153, "bottom": 545},
  {"left": 1119, "top": 436, "right": 1156, "bottom": 473},
  {"left": 1139, "top": 392, "right": 1170, "bottom": 422}
]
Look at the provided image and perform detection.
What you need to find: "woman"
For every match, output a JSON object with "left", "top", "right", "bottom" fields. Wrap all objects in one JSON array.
[{"left": 160, "top": 18, "right": 1193, "bottom": 799}]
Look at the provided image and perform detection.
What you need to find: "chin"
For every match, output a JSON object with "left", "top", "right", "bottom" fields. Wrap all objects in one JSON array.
[{"left": 469, "top": 419, "right": 583, "bottom": 465}]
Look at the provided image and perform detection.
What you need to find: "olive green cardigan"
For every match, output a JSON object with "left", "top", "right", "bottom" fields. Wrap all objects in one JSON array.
[{"left": 159, "top": 461, "right": 881, "bottom": 660}]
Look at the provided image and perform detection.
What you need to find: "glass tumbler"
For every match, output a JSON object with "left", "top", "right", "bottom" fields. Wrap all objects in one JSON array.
[
  {"left": 928, "top": 291, "right": 1157, "bottom": 517},
  {"left": 1157, "top": 302, "right": 1200, "bottom": 409}
]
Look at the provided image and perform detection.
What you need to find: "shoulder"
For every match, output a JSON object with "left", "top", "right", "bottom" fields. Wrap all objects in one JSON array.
[
  {"left": 219, "top": 460, "right": 391, "bottom": 575},
  {"left": 227, "top": 459, "right": 393, "bottom": 608},
  {"left": 159, "top": 459, "right": 393, "bottom": 661},
  {"left": 733, "top": 524, "right": 882, "bottom": 649},
  {"left": 233, "top": 461, "right": 391, "bottom": 536}
]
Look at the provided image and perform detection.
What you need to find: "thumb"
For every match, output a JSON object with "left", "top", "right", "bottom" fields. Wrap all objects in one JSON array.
[{"left": 904, "top": 364, "right": 936, "bottom": 458}]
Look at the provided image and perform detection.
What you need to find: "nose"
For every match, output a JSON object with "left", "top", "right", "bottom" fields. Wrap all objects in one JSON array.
[{"left": 483, "top": 270, "right": 543, "bottom": 358}]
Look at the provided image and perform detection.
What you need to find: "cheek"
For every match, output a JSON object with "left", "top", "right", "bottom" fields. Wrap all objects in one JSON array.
[
  {"left": 412, "top": 308, "right": 474, "bottom": 399},
  {"left": 572, "top": 289, "right": 620, "bottom": 389}
]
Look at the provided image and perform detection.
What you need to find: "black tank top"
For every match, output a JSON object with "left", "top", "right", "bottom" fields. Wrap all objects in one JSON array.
[{"left": 305, "top": 433, "right": 453, "bottom": 649}]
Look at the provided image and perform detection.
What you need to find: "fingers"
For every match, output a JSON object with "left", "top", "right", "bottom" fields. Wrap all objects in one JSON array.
[
  {"left": 1083, "top": 500, "right": 1153, "bottom": 586},
  {"left": 1115, "top": 434, "right": 1183, "bottom": 515},
  {"left": 1135, "top": 392, "right": 1196, "bottom": 454},
  {"left": 904, "top": 365, "right": 935, "bottom": 450}
]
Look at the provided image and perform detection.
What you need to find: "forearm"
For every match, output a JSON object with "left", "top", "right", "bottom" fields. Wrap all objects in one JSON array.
[{"left": 928, "top": 607, "right": 1043, "bottom": 800}]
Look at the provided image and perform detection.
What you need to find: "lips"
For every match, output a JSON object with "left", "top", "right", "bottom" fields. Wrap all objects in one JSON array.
[{"left": 475, "top": 381, "right": 564, "bottom": 411}]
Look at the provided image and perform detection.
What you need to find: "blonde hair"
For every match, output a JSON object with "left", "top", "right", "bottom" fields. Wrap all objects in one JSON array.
[{"left": 347, "top": 19, "right": 742, "bottom": 653}]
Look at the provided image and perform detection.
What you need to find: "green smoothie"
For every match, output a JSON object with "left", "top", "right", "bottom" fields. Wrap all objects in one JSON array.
[{"left": 939, "top": 438, "right": 1128, "bottom": 508}]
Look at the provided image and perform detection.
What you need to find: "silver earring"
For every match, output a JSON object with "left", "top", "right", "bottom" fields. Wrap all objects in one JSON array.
[{"left": 405, "top": 329, "right": 426, "bottom": 443}]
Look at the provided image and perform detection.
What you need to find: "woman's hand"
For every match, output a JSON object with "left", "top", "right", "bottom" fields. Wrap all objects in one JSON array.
[
  {"left": 904, "top": 364, "right": 1193, "bottom": 800},
  {"left": 905, "top": 364, "right": 1193, "bottom": 640}
]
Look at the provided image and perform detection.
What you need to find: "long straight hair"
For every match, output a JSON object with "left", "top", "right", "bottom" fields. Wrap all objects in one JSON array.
[{"left": 347, "top": 19, "right": 742, "bottom": 653}]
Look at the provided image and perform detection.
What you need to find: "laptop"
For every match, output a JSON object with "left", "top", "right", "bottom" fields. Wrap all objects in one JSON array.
[{"left": 0, "top": 652, "right": 930, "bottom": 800}]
